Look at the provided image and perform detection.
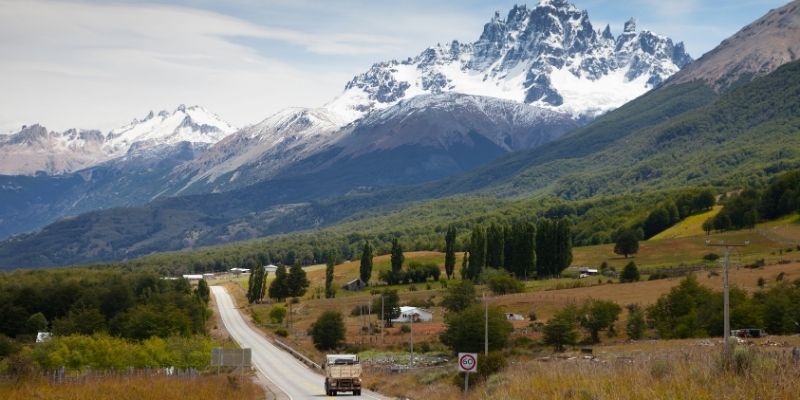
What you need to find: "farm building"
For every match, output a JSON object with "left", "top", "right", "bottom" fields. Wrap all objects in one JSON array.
[
  {"left": 182, "top": 274, "right": 204, "bottom": 281},
  {"left": 265, "top": 264, "right": 278, "bottom": 273},
  {"left": 342, "top": 278, "right": 367, "bottom": 291},
  {"left": 392, "top": 307, "right": 433, "bottom": 323},
  {"left": 506, "top": 313, "right": 525, "bottom": 321}
]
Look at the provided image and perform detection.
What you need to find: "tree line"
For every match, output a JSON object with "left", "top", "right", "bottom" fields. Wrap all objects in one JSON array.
[
  {"left": 460, "top": 219, "right": 571, "bottom": 281},
  {"left": 704, "top": 170, "right": 800, "bottom": 233},
  {"left": 0, "top": 268, "right": 209, "bottom": 341}
]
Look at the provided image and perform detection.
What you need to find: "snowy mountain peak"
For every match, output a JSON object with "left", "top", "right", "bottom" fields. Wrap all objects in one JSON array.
[
  {"left": 0, "top": 105, "right": 236, "bottom": 175},
  {"left": 105, "top": 104, "right": 235, "bottom": 156},
  {"left": 624, "top": 18, "right": 637, "bottom": 33},
  {"left": 326, "top": 1, "right": 691, "bottom": 122}
]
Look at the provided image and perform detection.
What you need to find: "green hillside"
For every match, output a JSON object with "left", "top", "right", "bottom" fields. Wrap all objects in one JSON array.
[{"left": 1, "top": 60, "right": 799, "bottom": 269}]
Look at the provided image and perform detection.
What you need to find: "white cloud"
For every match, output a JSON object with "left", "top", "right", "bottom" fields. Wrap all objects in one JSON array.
[{"left": 0, "top": 0, "right": 416, "bottom": 132}]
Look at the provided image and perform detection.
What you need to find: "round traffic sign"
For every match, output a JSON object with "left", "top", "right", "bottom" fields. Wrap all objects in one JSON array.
[{"left": 458, "top": 353, "right": 477, "bottom": 372}]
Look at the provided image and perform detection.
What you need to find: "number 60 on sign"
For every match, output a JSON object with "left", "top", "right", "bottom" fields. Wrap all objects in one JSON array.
[{"left": 458, "top": 352, "right": 478, "bottom": 373}]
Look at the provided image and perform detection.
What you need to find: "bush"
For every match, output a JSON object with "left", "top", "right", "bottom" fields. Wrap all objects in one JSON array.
[
  {"left": 543, "top": 305, "right": 579, "bottom": 352},
  {"left": 400, "top": 324, "right": 411, "bottom": 333},
  {"left": 440, "top": 306, "right": 513, "bottom": 353},
  {"left": 309, "top": 311, "right": 345, "bottom": 350},
  {"left": 269, "top": 306, "right": 287, "bottom": 324},
  {"left": 477, "top": 351, "right": 506, "bottom": 380},
  {"left": 275, "top": 328, "right": 288, "bottom": 337},
  {"left": 483, "top": 269, "right": 525, "bottom": 295},
  {"left": 626, "top": 304, "right": 645, "bottom": 340},
  {"left": 703, "top": 253, "right": 720, "bottom": 261},
  {"left": 441, "top": 281, "right": 476, "bottom": 312},
  {"left": 620, "top": 262, "right": 640, "bottom": 283}
]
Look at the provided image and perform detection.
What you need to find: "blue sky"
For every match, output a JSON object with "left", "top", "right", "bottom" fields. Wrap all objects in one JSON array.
[{"left": 0, "top": 0, "right": 787, "bottom": 132}]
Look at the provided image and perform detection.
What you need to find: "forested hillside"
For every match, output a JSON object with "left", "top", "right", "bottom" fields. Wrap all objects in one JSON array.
[{"left": 1, "top": 60, "right": 799, "bottom": 269}]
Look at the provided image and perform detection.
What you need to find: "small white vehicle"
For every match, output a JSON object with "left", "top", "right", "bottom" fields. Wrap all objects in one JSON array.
[{"left": 323, "top": 354, "right": 362, "bottom": 396}]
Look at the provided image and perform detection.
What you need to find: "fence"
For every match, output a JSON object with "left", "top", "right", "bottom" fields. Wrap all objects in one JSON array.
[{"left": 26, "top": 367, "right": 202, "bottom": 386}]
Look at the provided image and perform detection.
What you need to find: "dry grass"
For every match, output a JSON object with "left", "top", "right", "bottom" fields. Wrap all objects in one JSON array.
[
  {"left": 493, "top": 261, "right": 800, "bottom": 321},
  {"left": 364, "top": 337, "right": 800, "bottom": 400},
  {"left": 0, "top": 374, "right": 263, "bottom": 400}
]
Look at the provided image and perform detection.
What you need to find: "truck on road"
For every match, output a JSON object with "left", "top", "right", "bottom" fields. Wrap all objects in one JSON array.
[{"left": 323, "top": 354, "right": 362, "bottom": 396}]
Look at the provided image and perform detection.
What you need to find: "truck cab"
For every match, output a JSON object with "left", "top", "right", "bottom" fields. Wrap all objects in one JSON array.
[{"left": 323, "top": 354, "right": 362, "bottom": 396}]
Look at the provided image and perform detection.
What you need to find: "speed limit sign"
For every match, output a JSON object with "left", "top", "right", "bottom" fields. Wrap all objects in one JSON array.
[{"left": 458, "top": 352, "right": 478, "bottom": 373}]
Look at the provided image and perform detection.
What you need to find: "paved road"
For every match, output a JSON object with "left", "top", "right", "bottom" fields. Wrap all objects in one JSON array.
[{"left": 211, "top": 286, "right": 388, "bottom": 400}]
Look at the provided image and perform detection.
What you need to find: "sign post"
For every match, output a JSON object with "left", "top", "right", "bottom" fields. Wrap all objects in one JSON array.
[{"left": 457, "top": 352, "right": 478, "bottom": 394}]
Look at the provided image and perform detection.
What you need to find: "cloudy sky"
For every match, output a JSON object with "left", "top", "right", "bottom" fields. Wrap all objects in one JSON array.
[{"left": 0, "top": 0, "right": 787, "bottom": 133}]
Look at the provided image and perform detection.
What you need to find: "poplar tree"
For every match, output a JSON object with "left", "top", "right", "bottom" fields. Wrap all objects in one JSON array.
[
  {"left": 444, "top": 226, "right": 457, "bottom": 279},
  {"left": 326, "top": 250, "right": 336, "bottom": 298},
  {"left": 390, "top": 238, "right": 404, "bottom": 275},
  {"left": 359, "top": 241, "right": 373, "bottom": 284},
  {"left": 486, "top": 223, "right": 505, "bottom": 269},
  {"left": 466, "top": 225, "right": 486, "bottom": 280}
]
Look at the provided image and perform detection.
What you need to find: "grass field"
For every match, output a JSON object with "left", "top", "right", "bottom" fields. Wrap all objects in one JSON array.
[
  {"left": 0, "top": 374, "right": 263, "bottom": 400},
  {"left": 650, "top": 206, "right": 722, "bottom": 240},
  {"left": 572, "top": 218, "right": 800, "bottom": 270},
  {"left": 364, "top": 336, "right": 800, "bottom": 400}
]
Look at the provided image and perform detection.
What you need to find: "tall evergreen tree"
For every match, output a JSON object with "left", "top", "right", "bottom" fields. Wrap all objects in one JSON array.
[
  {"left": 486, "top": 223, "right": 505, "bottom": 269},
  {"left": 503, "top": 224, "right": 514, "bottom": 272},
  {"left": 287, "top": 264, "right": 310, "bottom": 298},
  {"left": 466, "top": 225, "right": 486, "bottom": 280},
  {"left": 325, "top": 250, "right": 336, "bottom": 299},
  {"left": 536, "top": 219, "right": 572, "bottom": 278},
  {"left": 460, "top": 251, "right": 470, "bottom": 279},
  {"left": 555, "top": 219, "right": 573, "bottom": 276},
  {"left": 444, "top": 226, "right": 457, "bottom": 279},
  {"left": 247, "top": 265, "right": 266, "bottom": 303},
  {"left": 510, "top": 221, "right": 536, "bottom": 279},
  {"left": 359, "top": 241, "right": 373, "bottom": 284},
  {"left": 269, "top": 264, "right": 289, "bottom": 301},
  {"left": 390, "top": 238, "right": 404, "bottom": 274}
]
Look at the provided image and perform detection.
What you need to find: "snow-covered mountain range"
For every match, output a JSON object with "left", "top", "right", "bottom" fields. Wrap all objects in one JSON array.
[
  {"left": 0, "top": 105, "right": 235, "bottom": 176},
  {"left": 0, "top": 0, "right": 693, "bottom": 240},
  {"left": 326, "top": 0, "right": 691, "bottom": 122}
]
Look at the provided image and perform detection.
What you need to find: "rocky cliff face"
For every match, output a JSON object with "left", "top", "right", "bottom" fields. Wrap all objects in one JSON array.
[{"left": 665, "top": 0, "right": 800, "bottom": 90}]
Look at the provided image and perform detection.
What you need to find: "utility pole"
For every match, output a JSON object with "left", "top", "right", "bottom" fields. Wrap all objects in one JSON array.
[
  {"left": 381, "top": 295, "right": 385, "bottom": 345},
  {"left": 410, "top": 312, "right": 414, "bottom": 367},
  {"left": 484, "top": 291, "right": 488, "bottom": 357},
  {"left": 705, "top": 239, "right": 749, "bottom": 358}
]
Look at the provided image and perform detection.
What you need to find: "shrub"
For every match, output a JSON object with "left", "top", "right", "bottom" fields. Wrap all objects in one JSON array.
[
  {"left": 440, "top": 306, "right": 513, "bottom": 353},
  {"left": 309, "top": 311, "right": 345, "bottom": 350},
  {"left": 400, "top": 324, "right": 411, "bottom": 333},
  {"left": 275, "top": 328, "right": 288, "bottom": 337},
  {"left": 620, "top": 262, "right": 640, "bottom": 283},
  {"left": 483, "top": 269, "right": 525, "bottom": 295},
  {"left": 269, "top": 306, "right": 287, "bottom": 324},
  {"left": 578, "top": 299, "right": 622, "bottom": 343},
  {"left": 757, "top": 277, "right": 766, "bottom": 288},
  {"left": 703, "top": 253, "right": 720, "bottom": 261},
  {"left": 441, "top": 281, "right": 476, "bottom": 312},
  {"left": 625, "top": 304, "right": 645, "bottom": 340},
  {"left": 543, "top": 305, "right": 579, "bottom": 352},
  {"left": 477, "top": 351, "right": 506, "bottom": 380}
]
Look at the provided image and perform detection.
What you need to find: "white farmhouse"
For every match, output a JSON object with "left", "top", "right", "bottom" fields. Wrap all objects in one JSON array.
[{"left": 391, "top": 306, "right": 433, "bottom": 323}]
